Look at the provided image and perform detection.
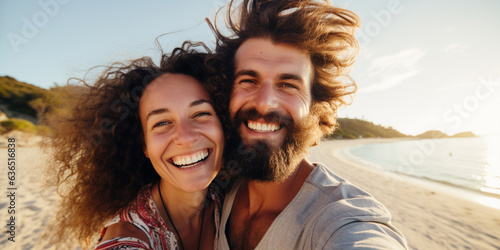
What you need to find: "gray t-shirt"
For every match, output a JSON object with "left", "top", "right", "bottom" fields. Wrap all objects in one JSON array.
[{"left": 217, "top": 164, "right": 408, "bottom": 249}]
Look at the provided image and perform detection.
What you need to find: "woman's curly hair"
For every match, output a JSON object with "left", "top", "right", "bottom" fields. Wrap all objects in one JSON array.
[
  {"left": 43, "top": 42, "right": 229, "bottom": 248},
  {"left": 209, "top": 0, "right": 361, "bottom": 139}
]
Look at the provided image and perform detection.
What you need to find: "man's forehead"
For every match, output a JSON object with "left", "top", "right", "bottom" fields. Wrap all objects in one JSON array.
[
  {"left": 234, "top": 38, "right": 314, "bottom": 81},
  {"left": 235, "top": 38, "right": 308, "bottom": 60}
]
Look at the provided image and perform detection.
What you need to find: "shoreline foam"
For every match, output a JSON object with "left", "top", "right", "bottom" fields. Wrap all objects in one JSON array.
[
  {"left": 307, "top": 138, "right": 500, "bottom": 249},
  {"left": 335, "top": 137, "right": 500, "bottom": 200},
  {"left": 336, "top": 139, "right": 500, "bottom": 208}
]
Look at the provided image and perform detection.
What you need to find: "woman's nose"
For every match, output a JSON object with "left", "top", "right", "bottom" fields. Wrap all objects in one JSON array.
[{"left": 173, "top": 120, "right": 198, "bottom": 145}]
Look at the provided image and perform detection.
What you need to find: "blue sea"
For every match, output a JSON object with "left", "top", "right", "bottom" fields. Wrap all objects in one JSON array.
[{"left": 343, "top": 135, "right": 500, "bottom": 198}]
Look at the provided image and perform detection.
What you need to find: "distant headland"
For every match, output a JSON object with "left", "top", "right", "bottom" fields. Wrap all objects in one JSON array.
[{"left": 326, "top": 119, "right": 477, "bottom": 140}]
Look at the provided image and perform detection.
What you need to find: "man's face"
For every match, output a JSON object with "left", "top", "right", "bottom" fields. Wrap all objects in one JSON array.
[
  {"left": 229, "top": 38, "right": 313, "bottom": 149},
  {"left": 227, "top": 38, "right": 315, "bottom": 182}
]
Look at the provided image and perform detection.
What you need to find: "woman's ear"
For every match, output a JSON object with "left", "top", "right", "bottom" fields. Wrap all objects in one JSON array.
[
  {"left": 140, "top": 131, "right": 149, "bottom": 158},
  {"left": 143, "top": 145, "right": 149, "bottom": 158}
]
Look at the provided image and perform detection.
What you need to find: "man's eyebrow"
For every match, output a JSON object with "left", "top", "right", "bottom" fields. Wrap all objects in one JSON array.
[
  {"left": 234, "top": 69, "right": 259, "bottom": 79},
  {"left": 278, "top": 73, "right": 304, "bottom": 84},
  {"left": 235, "top": 70, "right": 305, "bottom": 84}
]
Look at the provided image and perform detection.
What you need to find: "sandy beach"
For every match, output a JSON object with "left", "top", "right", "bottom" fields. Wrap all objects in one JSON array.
[
  {"left": 307, "top": 138, "right": 500, "bottom": 250},
  {"left": 1, "top": 137, "right": 499, "bottom": 249},
  {"left": 0, "top": 136, "right": 58, "bottom": 250}
]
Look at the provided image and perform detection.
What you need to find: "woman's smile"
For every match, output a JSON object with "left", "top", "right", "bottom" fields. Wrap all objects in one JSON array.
[{"left": 170, "top": 149, "right": 210, "bottom": 169}]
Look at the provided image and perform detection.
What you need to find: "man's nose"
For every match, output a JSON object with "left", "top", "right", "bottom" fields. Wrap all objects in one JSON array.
[{"left": 251, "top": 82, "right": 279, "bottom": 114}]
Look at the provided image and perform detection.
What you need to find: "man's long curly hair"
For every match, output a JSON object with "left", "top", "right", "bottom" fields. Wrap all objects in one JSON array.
[
  {"left": 43, "top": 42, "right": 229, "bottom": 248},
  {"left": 209, "top": 0, "right": 361, "bottom": 139}
]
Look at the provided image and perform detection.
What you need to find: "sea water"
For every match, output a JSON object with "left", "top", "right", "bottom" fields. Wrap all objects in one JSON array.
[{"left": 343, "top": 135, "right": 500, "bottom": 198}]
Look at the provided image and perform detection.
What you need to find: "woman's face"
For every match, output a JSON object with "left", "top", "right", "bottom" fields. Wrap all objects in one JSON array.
[{"left": 140, "top": 73, "right": 224, "bottom": 193}]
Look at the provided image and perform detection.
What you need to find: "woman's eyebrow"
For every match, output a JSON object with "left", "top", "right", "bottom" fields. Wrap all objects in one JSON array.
[
  {"left": 146, "top": 99, "right": 212, "bottom": 121},
  {"left": 190, "top": 99, "right": 213, "bottom": 107},
  {"left": 146, "top": 108, "right": 168, "bottom": 121}
]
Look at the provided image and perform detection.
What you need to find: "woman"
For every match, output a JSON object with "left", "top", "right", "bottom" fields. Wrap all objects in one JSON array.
[{"left": 44, "top": 43, "right": 229, "bottom": 249}]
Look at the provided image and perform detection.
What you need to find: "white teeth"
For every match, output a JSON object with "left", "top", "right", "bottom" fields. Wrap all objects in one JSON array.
[
  {"left": 172, "top": 150, "right": 209, "bottom": 168},
  {"left": 248, "top": 121, "right": 279, "bottom": 132}
]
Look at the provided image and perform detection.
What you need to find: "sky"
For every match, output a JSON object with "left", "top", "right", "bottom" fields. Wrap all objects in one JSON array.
[{"left": 1, "top": 0, "right": 500, "bottom": 136}]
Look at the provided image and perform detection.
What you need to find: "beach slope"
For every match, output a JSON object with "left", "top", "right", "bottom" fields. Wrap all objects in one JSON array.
[{"left": 307, "top": 139, "right": 500, "bottom": 250}]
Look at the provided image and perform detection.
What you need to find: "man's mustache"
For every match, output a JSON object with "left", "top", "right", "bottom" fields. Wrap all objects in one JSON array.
[{"left": 233, "top": 108, "right": 293, "bottom": 128}]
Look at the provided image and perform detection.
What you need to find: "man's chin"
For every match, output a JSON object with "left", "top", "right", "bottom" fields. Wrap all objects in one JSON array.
[
  {"left": 240, "top": 128, "right": 287, "bottom": 150},
  {"left": 233, "top": 132, "right": 308, "bottom": 183},
  {"left": 243, "top": 138, "right": 282, "bottom": 151}
]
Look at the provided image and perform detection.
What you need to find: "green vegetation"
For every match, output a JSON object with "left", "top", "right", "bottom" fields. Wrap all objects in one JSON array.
[
  {"left": 327, "top": 118, "right": 408, "bottom": 139},
  {"left": 0, "top": 76, "right": 78, "bottom": 135},
  {"left": 0, "top": 76, "right": 80, "bottom": 135},
  {"left": 0, "top": 76, "right": 48, "bottom": 117},
  {"left": 416, "top": 130, "right": 477, "bottom": 139},
  {"left": 327, "top": 120, "right": 477, "bottom": 140},
  {"left": 29, "top": 84, "right": 83, "bottom": 123},
  {"left": 450, "top": 131, "right": 477, "bottom": 138},
  {"left": 416, "top": 130, "right": 448, "bottom": 139},
  {"left": 0, "top": 118, "right": 37, "bottom": 133}
]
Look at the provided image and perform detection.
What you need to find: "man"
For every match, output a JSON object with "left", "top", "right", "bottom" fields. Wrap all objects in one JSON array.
[{"left": 210, "top": 0, "right": 408, "bottom": 249}]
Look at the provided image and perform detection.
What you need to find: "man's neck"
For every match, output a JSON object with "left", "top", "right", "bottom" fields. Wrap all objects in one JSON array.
[
  {"left": 228, "top": 159, "right": 315, "bottom": 249},
  {"left": 245, "top": 159, "right": 314, "bottom": 214}
]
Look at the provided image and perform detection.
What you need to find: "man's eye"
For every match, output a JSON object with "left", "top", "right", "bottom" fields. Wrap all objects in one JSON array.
[
  {"left": 239, "top": 79, "right": 256, "bottom": 85},
  {"left": 281, "top": 83, "right": 298, "bottom": 89}
]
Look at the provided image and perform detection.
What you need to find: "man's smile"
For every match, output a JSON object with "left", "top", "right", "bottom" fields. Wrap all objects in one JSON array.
[{"left": 247, "top": 120, "right": 281, "bottom": 132}]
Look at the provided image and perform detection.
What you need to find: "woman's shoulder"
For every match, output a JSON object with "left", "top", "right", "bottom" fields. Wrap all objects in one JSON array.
[
  {"left": 96, "top": 222, "right": 151, "bottom": 249},
  {"left": 95, "top": 183, "right": 178, "bottom": 249},
  {"left": 95, "top": 238, "right": 149, "bottom": 250},
  {"left": 106, "top": 184, "right": 156, "bottom": 228},
  {"left": 95, "top": 185, "right": 154, "bottom": 248}
]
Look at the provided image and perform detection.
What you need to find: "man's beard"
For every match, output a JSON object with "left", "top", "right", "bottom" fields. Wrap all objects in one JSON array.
[{"left": 225, "top": 108, "right": 319, "bottom": 183}]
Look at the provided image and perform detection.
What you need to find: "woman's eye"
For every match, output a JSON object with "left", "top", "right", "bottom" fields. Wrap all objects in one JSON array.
[
  {"left": 153, "top": 121, "right": 169, "bottom": 128},
  {"left": 194, "top": 112, "right": 212, "bottom": 118}
]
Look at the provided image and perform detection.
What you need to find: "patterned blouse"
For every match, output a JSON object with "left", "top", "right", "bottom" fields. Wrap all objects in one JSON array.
[{"left": 95, "top": 183, "right": 221, "bottom": 250}]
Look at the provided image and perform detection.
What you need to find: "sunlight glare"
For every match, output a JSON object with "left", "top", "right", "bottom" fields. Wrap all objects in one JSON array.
[
  {"left": 480, "top": 135, "right": 500, "bottom": 197},
  {"left": 475, "top": 196, "right": 500, "bottom": 210}
]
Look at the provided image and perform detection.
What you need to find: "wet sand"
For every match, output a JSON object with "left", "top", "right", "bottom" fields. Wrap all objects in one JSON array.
[{"left": 307, "top": 138, "right": 500, "bottom": 250}]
